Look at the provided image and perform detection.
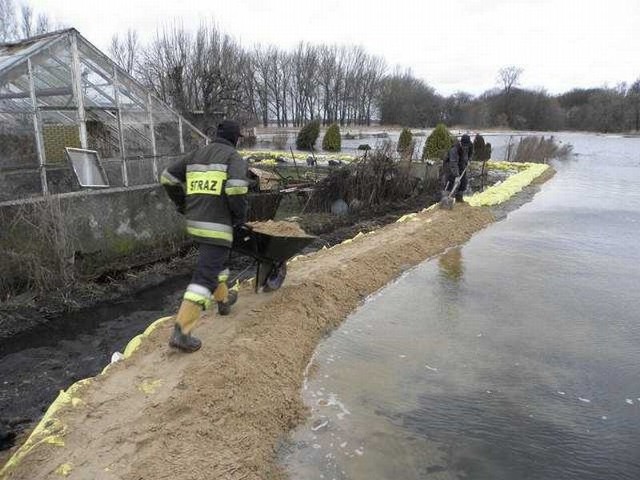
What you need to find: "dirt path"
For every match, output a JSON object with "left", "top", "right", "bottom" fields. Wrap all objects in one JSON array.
[{"left": 3, "top": 205, "right": 494, "bottom": 480}]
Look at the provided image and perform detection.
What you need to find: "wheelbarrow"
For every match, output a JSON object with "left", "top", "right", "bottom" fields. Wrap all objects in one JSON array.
[{"left": 232, "top": 226, "right": 316, "bottom": 293}]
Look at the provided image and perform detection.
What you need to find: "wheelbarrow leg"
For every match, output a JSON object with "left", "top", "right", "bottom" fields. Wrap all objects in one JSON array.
[
  {"left": 264, "top": 262, "right": 287, "bottom": 292},
  {"left": 255, "top": 260, "right": 273, "bottom": 293},
  {"left": 255, "top": 260, "right": 288, "bottom": 293}
]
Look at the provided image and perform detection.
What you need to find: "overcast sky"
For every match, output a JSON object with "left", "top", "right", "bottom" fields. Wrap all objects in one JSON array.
[{"left": 29, "top": 0, "right": 640, "bottom": 96}]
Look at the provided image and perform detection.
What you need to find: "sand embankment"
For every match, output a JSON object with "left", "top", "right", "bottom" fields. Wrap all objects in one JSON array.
[
  {"left": 3, "top": 160, "right": 556, "bottom": 480},
  {"left": 3, "top": 204, "right": 494, "bottom": 480}
]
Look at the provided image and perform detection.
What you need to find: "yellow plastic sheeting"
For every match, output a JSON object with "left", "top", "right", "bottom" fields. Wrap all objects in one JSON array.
[
  {"left": 137, "top": 379, "right": 164, "bottom": 395},
  {"left": 465, "top": 163, "right": 549, "bottom": 207},
  {"left": 55, "top": 463, "right": 73, "bottom": 476},
  {"left": 122, "top": 316, "right": 173, "bottom": 359},
  {"left": 0, "top": 378, "right": 90, "bottom": 477},
  {"left": 484, "top": 161, "right": 532, "bottom": 172},
  {"left": 0, "top": 317, "right": 174, "bottom": 477},
  {"left": 396, "top": 213, "right": 418, "bottom": 223},
  {"left": 239, "top": 150, "right": 355, "bottom": 163}
]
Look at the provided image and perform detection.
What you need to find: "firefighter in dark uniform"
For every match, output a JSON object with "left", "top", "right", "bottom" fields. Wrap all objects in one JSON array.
[
  {"left": 443, "top": 134, "right": 474, "bottom": 203},
  {"left": 160, "top": 120, "right": 249, "bottom": 352}
]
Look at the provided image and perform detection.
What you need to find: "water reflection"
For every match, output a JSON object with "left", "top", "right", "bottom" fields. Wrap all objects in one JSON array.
[{"left": 438, "top": 247, "right": 464, "bottom": 282}]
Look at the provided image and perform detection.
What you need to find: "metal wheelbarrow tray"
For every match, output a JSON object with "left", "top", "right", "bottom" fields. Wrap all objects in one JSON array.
[{"left": 232, "top": 228, "right": 316, "bottom": 292}]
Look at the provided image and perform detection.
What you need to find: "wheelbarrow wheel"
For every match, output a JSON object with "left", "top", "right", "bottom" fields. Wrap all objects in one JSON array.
[{"left": 264, "top": 262, "right": 287, "bottom": 292}]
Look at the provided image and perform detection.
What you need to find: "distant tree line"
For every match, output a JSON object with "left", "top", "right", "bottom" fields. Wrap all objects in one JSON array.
[
  {"left": 2, "top": 1, "right": 639, "bottom": 134},
  {"left": 112, "top": 22, "right": 640, "bottom": 133},
  {"left": 110, "top": 23, "right": 443, "bottom": 129},
  {"left": 111, "top": 23, "right": 386, "bottom": 128},
  {"left": 443, "top": 67, "right": 640, "bottom": 133}
]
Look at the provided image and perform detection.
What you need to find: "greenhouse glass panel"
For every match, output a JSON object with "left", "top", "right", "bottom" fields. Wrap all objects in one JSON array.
[
  {"left": 152, "top": 98, "right": 180, "bottom": 155},
  {"left": 31, "top": 38, "right": 75, "bottom": 108},
  {"left": 125, "top": 156, "right": 157, "bottom": 186},
  {"left": 116, "top": 73, "right": 147, "bottom": 112},
  {"left": 0, "top": 112, "right": 38, "bottom": 168},
  {"left": 65, "top": 148, "right": 109, "bottom": 187},
  {"left": 86, "top": 108, "right": 121, "bottom": 159},
  {"left": 0, "top": 63, "right": 33, "bottom": 113},
  {"left": 182, "top": 122, "right": 207, "bottom": 152},
  {"left": 121, "top": 110, "right": 153, "bottom": 157},
  {"left": 78, "top": 41, "right": 116, "bottom": 108}
]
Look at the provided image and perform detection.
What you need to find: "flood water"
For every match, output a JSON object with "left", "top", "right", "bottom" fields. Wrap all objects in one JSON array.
[{"left": 283, "top": 133, "right": 640, "bottom": 480}]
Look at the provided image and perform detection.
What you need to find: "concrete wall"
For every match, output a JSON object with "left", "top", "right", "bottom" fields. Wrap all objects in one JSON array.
[
  {"left": 0, "top": 185, "right": 187, "bottom": 291},
  {"left": 0, "top": 186, "right": 280, "bottom": 293}
]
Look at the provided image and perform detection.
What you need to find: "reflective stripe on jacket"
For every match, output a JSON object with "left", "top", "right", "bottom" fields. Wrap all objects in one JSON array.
[{"left": 160, "top": 138, "right": 249, "bottom": 247}]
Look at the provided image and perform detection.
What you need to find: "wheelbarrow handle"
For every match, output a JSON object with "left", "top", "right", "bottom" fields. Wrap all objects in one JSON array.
[{"left": 234, "top": 223, "right": 254, "bottom": 239}]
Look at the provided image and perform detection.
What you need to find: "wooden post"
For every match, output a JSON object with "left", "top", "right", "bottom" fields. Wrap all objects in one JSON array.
[
  {"left": 147, "top": 93, "right": 158, "bottom": 181},
  {"left": 70, "top": 32, "right": 88, "bottom": 149},
  {"left": 178, "top": 115, "right": 185, "bottom": 154},
  {"left": 27, "top": 58, "right": 48, "bottom": 195},
  {"left": 112, "top": 66, "right": 129, "bottom": 186}
]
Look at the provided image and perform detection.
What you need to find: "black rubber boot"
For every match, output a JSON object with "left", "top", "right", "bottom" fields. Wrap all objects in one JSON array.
[
  {"left": 168, "top": 324, "right": 202, "bottom": 352},
  {"left": 217, "top": 289, "right": 238, "bottom": 316}
]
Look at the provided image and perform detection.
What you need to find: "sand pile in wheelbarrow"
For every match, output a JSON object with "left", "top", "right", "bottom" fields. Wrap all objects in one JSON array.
[{"left": 248, "top": 220, "right": 312, "bottom": 238}]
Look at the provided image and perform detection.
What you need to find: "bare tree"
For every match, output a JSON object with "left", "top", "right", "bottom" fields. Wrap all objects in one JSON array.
[
  {"left": 35, "top": 12, "right": 49, "bottom": 34},
  {"left": 251, "top": 45, "right": 271, "bottom": 127},
  {"left": 19, "top": 3, "right": 33, "bottom": 38},
  {"left": 16, "top": 3, "right": 52, "bottom": 39},
  {"left": 497, "top": 66, "right": 523, "bottom": 95},
  {"left": 0, "top": 0, "right": 17, "bottom": 41},
  {"left": 497, "top": 65, "right": 524, "bottom": 127},
  {"left": 109, "top": 29, "right": 140, "bottom": 75},
  {"left": 629, "top": 79, "right": 640, "bottom": 132}
]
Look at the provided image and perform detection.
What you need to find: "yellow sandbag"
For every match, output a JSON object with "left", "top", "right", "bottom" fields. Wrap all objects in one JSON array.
[
  {"left": 0, "top": 387, "right": 81, "bottom": 476},
  {"left": 466, "top": 163, "right": 548, "bottom": 206},
  {"left": 396, "top": 213, "right": 418, "bottom": 223},
  {"left": 123, "top": 335, "right": 143, "bottom": 358},
  {"left": 143, "top": 316, "right": 172, "bottom": 336}
]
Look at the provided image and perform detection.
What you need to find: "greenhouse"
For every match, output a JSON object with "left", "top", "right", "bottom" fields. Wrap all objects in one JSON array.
[{"left": 0, "top": 28, "right": 208, "bottom": 202}]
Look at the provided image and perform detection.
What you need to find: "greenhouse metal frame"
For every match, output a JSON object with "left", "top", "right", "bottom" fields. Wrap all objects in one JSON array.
[{"left": 0, "top": 28, "right": 208, "bottom": 200}]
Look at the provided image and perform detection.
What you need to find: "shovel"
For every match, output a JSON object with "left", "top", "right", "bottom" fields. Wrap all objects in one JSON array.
[{"left": 439, "top": 165, "right": 468, "bottom": 210}]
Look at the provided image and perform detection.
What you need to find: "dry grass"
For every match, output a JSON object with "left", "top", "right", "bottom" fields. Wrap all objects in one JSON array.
[
  {"left": 1, "top": 196, "right": 75, "bottom": 297},
  {"left": 304, "top": 143, "right": 418, "bottom": 213},
  {"left": 505, "top": 136, "right": 573, "bottom": 163}
]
